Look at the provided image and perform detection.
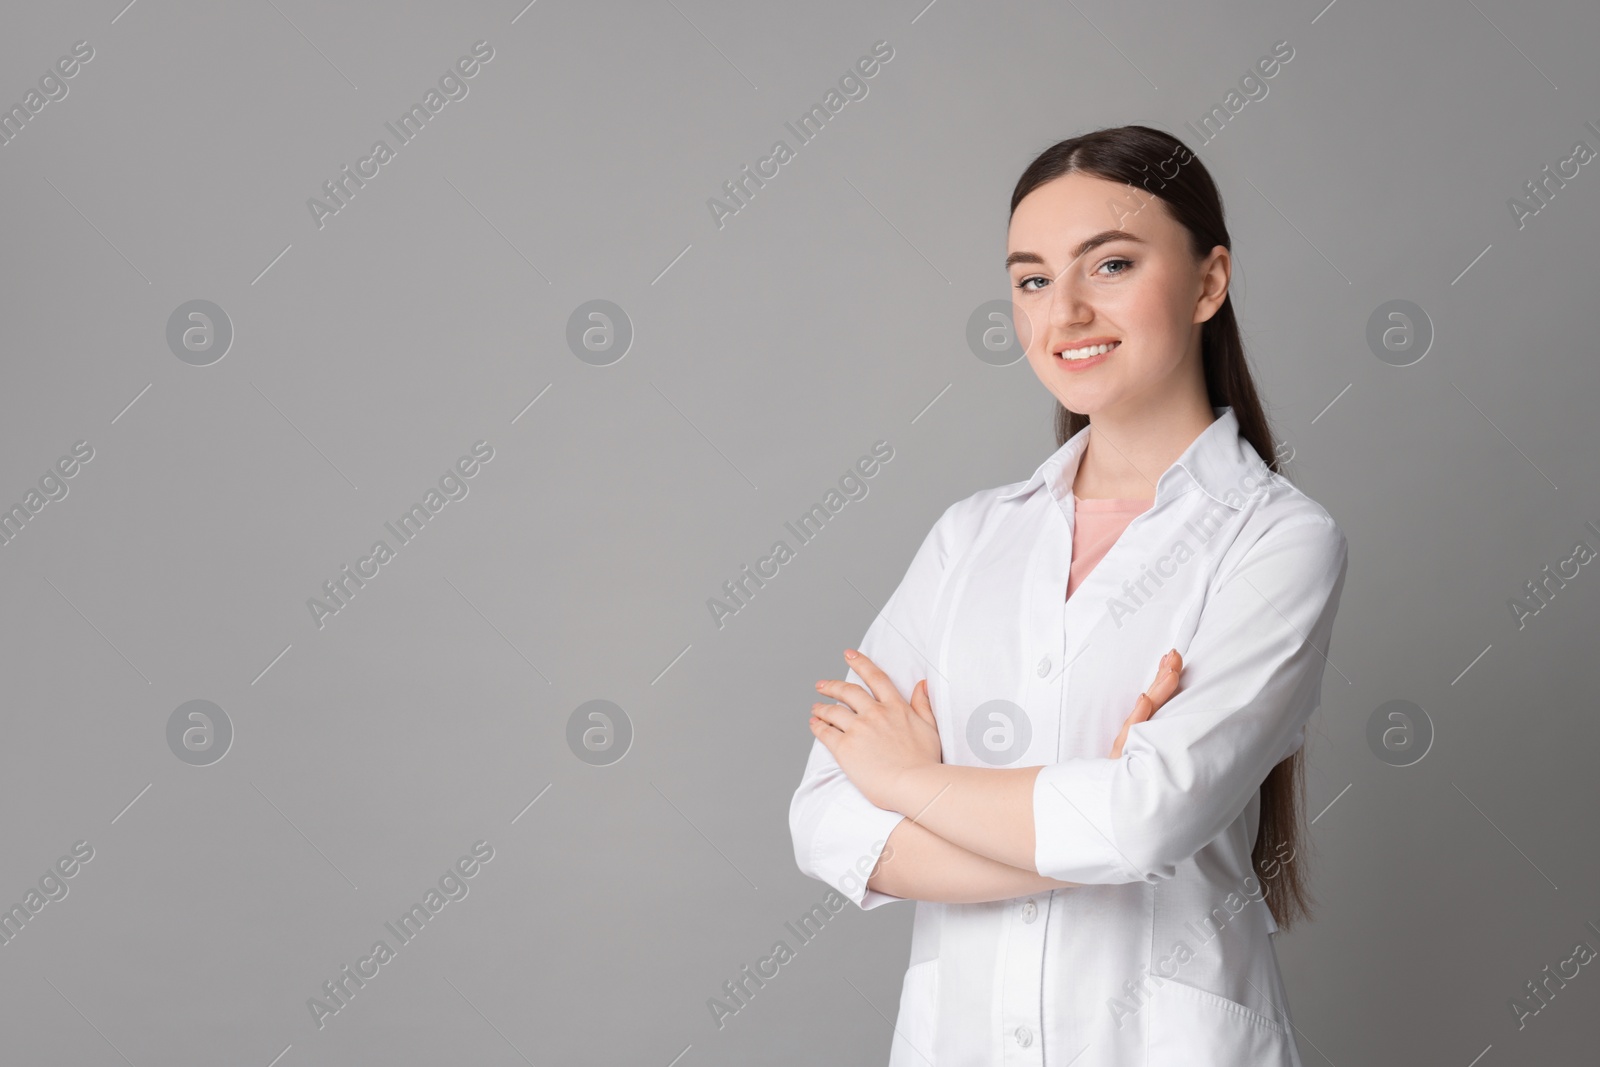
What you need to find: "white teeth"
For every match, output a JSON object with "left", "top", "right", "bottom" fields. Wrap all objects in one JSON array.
[{"left": 1059, "top": 342, "right": 1118, "bottom": 360}]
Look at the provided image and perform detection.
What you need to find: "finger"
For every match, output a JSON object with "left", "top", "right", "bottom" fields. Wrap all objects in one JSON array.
[
  {"left": 816, "top": 676, "right": 875, "bottom": 714},
  {"left": 1112, "top": 693, "right": 1154, "bottom": 759},
  {"left": 811, "top": 701, "right": 854, "bottom": 732},
  {"left": 909, "top": 679, "right": 936, "bottom": 726},
  {"left": 809, "top": 716, "right": 841, "bottom": 749},
  {"left": 809, "top": 712, "right": 840, "bottom": 734},
  {"left": 841, "top": 649, "right": 903, "bottom": 706},
  {"left": 1145, "top": 651, "right": 1183, "bottom": 704},
  {"left": 1113, "top": 693, "right": 1153, "bottom": 740},
  {"left": 1110, "top": 717, "right": 1132, "bottom": 759}
]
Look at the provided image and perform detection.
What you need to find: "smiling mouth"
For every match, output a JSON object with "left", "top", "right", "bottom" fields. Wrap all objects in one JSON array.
[{"left": 1055, "top": 340, "right": 1120, "bottom": 361}]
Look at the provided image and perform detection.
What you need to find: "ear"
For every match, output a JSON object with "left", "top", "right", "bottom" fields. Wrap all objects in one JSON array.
[{"left": 1194, "top": 244, "right": 1231, "bottom": 324}]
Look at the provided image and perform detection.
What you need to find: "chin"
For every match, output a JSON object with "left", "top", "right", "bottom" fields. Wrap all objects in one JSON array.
[{"left": 1051, "top": 387, "right": 1116, "bottom": 416}]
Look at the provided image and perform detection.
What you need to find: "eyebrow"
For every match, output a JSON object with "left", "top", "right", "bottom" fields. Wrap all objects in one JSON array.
[{"left": 1005, "top": 229, "right": 1147, "bottom": 270}]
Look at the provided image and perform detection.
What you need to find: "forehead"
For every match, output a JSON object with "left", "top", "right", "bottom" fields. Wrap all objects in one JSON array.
[{"left": 1006, "top": 172, "right": 1177, "bottom": 260}]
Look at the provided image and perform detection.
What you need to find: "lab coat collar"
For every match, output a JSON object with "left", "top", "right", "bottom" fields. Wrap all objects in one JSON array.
[{"left": 996, "top": 406, "right": 1269, "bottom": 511}]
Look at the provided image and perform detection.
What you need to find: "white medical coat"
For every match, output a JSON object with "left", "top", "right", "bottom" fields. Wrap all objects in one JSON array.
[{"left": 789, "top": 406, "right": 1349, "bottom": 1065}]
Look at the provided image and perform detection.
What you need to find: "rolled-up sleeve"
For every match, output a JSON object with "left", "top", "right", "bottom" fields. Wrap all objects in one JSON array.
[
  {"left": 1033, "top": 515, "right": 1349, "bottom": 885},
  {"left": 788, "top": 502, "right": 963, "bottom": 910}
]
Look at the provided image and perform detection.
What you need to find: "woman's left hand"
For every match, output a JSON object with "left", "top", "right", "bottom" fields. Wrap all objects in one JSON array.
[{"left": 809, "top": 649, "right": 942, "bottom": 812}]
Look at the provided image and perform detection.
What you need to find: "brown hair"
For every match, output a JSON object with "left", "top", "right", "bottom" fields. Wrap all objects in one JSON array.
[{"left": 1009, "top": 124, "right": 1312, "bottom": 931}]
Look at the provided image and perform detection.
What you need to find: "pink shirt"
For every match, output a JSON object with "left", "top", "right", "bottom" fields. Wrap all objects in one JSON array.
[{"left": 1067, "top": 494, "right": 1153, "bottom": 599}]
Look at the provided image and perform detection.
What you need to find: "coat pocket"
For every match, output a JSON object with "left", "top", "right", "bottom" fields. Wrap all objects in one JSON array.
[
  {"left": 886, "top": 958, "right": 939, "bottom": 1067},
  {"left": 1146, "top": 976, "right": 1299, "bottom": 1067}
]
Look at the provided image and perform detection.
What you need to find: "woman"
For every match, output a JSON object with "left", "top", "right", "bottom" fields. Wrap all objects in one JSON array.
[{"left": 788, "top": 125, "right": 1349, "bottom": 1066}]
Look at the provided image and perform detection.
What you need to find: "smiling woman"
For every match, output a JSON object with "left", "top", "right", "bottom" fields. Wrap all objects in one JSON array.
[{"left": 789, "top": 125, "right": 1348, "bottom": 1067}]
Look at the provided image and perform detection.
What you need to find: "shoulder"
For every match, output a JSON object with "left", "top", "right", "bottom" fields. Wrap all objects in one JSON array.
[
  {"left": 901, "top": 479, "right": 1029, "bottom": 581},
  {"left": 1222, "top": 475, "right": 1348, "bottom": 584},
  {"left": 1256, "top": 474, "right": 1345, "bottom": 544},
  {"left": 932, "top": 477, "right": 1031, "bottom": 542}
]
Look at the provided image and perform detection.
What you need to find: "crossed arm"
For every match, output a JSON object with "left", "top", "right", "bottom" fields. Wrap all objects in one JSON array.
[
  {"left": 867, "top": 803, "right": 1078, "bottom": 904},
  {"left": 800, "top": 516, "right": 1347, "bottom": 908},
  {"left": 808, "top": 649, "right": 1181, "bottom": 904}
]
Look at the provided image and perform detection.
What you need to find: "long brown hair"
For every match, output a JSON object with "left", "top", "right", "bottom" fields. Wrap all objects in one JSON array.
[{"left": 1009, "top": 125, "right": 1313, "bottom": 931}]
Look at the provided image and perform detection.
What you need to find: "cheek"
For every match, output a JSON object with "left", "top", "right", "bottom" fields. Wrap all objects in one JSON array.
[
  {"left": 1022, "top": 344, "right": 1060, "bottom": 390},
  {"left": 1010, "top": 298, "right": 1042, "bottom": 352},
  {"left": 1102, "top": 279, "right": 1169, "bottom": 326},
  {"left": 1127, "top": 268, "right": 1195, "bottom": 329},
  {"left": 1107, "top": 289, "right": 1192, "bottom": 361}
]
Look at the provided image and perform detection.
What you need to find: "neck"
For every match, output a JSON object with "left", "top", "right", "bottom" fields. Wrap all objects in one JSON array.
[{"left": 1072, "top": 392, "right": 1218, "bottom": 500}]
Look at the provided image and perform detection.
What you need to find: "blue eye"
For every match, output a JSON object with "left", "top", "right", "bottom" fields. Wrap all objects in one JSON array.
[{"left": 1014, "top": 258, "right": 1133, "bottom": 292}]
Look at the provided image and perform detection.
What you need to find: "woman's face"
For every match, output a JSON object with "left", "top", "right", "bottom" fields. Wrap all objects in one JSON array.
[{"left": 1006, "top": 171, "right": 1229, "bottom": 420}]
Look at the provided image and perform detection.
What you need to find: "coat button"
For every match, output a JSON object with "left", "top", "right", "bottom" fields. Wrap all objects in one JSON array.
[
  {"left": 1021, "top": 899, "right": 1038, "bottom": 923},
  {"left": 1014, "top": 1025, "right": 1033, "bottom": 1047},
  {"left": 1036, "top": 656, "right": 1051, "bottom": 677}
]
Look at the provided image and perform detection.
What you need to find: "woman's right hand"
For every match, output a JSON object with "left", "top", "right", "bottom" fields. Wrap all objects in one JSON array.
[{"left": 1109, "top": 649, "right": 1183, "bottom": 759}]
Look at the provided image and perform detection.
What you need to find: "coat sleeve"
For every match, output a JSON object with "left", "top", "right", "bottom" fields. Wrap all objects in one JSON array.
[
  {"left": 788, "top": 501, "right": 965, "bottom": 910},
  {"left": 1033, "top": 515, "right": 1349, "bottom": 885}
]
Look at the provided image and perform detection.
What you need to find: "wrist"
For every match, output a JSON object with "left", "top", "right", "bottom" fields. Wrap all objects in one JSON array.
[{"left": 886, "top": 762, "right": 936, "bottom": 818}]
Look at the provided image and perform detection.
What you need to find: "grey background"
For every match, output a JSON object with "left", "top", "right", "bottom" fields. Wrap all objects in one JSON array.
[{"left": 2, "top": 0, "right": 1597, "bottom": 1063}]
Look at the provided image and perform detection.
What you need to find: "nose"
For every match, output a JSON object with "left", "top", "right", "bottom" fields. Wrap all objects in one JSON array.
[{"left": 1047, "top": 270, "right": 1091, "bottom": 330}]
